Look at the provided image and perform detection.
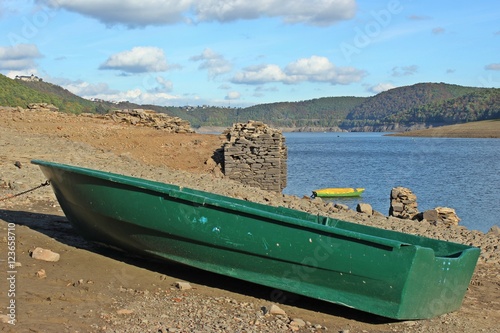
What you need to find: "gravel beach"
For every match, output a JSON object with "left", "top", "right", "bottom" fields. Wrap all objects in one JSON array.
[{"left": 1, "top": 108, "right": 499, "bottom": 333}]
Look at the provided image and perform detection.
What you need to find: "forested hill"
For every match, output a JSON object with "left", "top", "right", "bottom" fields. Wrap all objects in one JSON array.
[
  {"left": 0, "top": 74, "right": 106, "bottom": 114},
  {"left": 133, "top": 97, "right": 365, "bottom": 128},
  {"left": 183, "top": 83, "right": 498, "bottom": 129},
  {"left": 1, "top": 73, "right": 498, "bottom": 130},
  {"left": 342, "top": 83, "right": 486, "bottom": 127},
  {"left": 240, "top": 97, "right": 366, "bottom": 127}
]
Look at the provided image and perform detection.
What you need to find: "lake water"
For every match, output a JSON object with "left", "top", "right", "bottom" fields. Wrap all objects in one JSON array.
[{"left": 282, "top": 132, "right": 500, "bottom": 233}]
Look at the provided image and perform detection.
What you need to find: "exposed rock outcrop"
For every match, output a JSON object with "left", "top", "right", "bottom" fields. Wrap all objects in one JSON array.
[
  {"left": 108, "top": 109, "right": 195, "bottom": 133},
  {"left": 420, "top": 207, "right": 461, "bottom": 226},
  {"left": 27, "top": 103, "right": 59, "bottom": 112}
]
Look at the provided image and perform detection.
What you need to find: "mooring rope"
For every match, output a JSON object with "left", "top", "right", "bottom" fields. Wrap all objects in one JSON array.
[{"left": 0, "top": 180, "right": 51, "bottom": 202}]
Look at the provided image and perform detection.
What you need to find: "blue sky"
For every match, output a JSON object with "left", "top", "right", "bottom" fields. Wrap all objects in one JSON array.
[{"left": 0, "top": 0, "right": 499, "bottom": 107}]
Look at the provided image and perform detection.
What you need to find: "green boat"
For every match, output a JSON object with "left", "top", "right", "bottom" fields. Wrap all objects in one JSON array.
[{"left": 32, "top": 160, "right": 480, "bottom": 320}]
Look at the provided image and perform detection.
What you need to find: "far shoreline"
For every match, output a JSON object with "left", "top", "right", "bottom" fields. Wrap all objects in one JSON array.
[
  {"left": 386, "top": 119, "right": 499, "bottom": 138},
  {"left": 196, "top": 119, "right": 500, "bottom": 138}
]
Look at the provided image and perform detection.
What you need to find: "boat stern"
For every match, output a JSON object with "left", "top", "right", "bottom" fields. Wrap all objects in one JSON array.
[{"left": 395, "top": 245, "right": 480, "bottom": 319}]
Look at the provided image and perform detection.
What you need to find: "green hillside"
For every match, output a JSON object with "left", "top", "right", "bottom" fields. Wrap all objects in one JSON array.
[
  {"left": 2, "top": 73, "right": 498, "bottom": 130},
  {"left": 181, "top": 83, "right": 498, "bottom": 129},
  {"left": 391, "top": 88, "right": 500, "bottom": 125},
  {"left": 0, "top": 74, "right": 107, "bottom": 114},
  {"left": 234, "top": 97, "right": 365, "bottom": 128},
  {"left": 342, "top": 82, "right": 484, "bottom": 127},
  {"left": 158, "top": 96, "right": 366, "bottom": 128}
]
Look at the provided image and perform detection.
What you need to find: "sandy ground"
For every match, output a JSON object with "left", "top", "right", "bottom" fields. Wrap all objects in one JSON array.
[{"left": 0, "top": 108, "right": 499, "bottom": 333}]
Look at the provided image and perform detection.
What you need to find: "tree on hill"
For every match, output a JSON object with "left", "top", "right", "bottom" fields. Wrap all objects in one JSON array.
[
  {"left": 392, "top": 89, "right": 500, "bottom": 125},
  {"left": 345, "top": 83, "right": 480, "bottom": 119}
]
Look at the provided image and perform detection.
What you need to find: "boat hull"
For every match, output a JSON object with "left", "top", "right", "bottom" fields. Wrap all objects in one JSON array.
[
  {"left": 313, "top": 188, "right": 365, "bottom": 197},
  {"left": 32, "top": 160, "right": 479, "bottom": 320}
]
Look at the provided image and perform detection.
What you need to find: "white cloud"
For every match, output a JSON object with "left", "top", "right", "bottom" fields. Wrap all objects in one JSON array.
[
  {"left": 195, "top": 0, "right": 356, "bottom": 26},
  {"left": 0, "top": 44, "right": 42, "bottom": 70},
  {"left": 232, "top": 56, "right": 366, "bottom": 85},
  {"left": 368, "top": 83, "right": 396, "bottom": 94},
  {"left": 45, "top": 76, "right": 119, "bottom": 97},
  {"left": 37, "top": 0, "right": 356, "bottom": 27},
  {"left": 285, "top": 56, "right": 335, "bottom": 79},
  {"left": 155, "top": 76, "right": 174, "bottom": 91},
  {"left": 285, "top": 55, "right": 365, "bottom": 84},
  {"left": 5, "top": 70, "right": 39, "bottom": 79},
  {"left": 190, "top": 48, "right": 232, "bottom": 78},
  {"left": 485, "top": 63, "right": 500, "bottom": 71},
  {"left": 391, "top": 65, "right": 418, "bottom": 77},
  {"left": 85, "top": 88, "right": 181, "bottom": 105},
  {"left": 48, "top": 76, "right": 178, "bottom": 105},
  {"left": 37, "top": 0, "right": 191, "bottom": 27},
  {"left": 225, "top": 91, "right": 241, "bottom": 100},
  {"left": 99, "top": 46, "right": 171, "bottom": 73},
  {"left": 232, "top": 64, "right": 288, "bottom": 84},
  {"left": 69, "top": 81, "right": 111, "bottom": 96}
]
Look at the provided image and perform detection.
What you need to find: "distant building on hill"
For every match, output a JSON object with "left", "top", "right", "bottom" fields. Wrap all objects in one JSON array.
[{"left": 15, "top": 74, "right": 42, "bottom": 82}]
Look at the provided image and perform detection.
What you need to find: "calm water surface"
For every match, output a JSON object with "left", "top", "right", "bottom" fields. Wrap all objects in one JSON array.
[{"left": 283, "top": 132, "right": 500, "bottom": 233}]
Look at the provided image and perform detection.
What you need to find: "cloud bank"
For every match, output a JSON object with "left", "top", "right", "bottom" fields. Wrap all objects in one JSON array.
[
  {"left": 0, "top": 44, "right": 42, "bottom": 70},
  {"left": 190, "top": 48, "right": 232, "bottom": 78},
  {"left": 99, "top": 46, "right": 171, "bottom": 73},
  {"left": 232, "top": 56, "right": 366, "bottom": 85},
  {"left": 37, "top": 0, "right": 357, "bottom": 27}
]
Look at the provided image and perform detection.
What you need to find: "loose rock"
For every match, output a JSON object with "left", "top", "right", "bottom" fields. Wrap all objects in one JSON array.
[
  {"left": 36, "top": 268, "right": 47, "bottom": 278},
  {"left": 421, "top": 207, "right": 461, "bottom": 226},
  {"left": 488, "top": 225, "right": 500, "bottom": 235},
  {"left": 30, "top": 247, "right": 60, "bottom": 262},
  {"left": 175, "top": 281, "right": 192, "bottom": 290},
  {"left": 290, "top": 318, "right": 306, "bottom": 327},
  {"left": 268, "top": 304, "right": 287, "bottom": 316},
  {"left": 356, "top": 203, "right": 373, "bottom": 215}
]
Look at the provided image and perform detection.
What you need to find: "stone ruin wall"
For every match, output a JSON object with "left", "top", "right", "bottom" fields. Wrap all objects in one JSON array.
[{"left": 222, "top": 121, "right": 287, "bottom": 192}]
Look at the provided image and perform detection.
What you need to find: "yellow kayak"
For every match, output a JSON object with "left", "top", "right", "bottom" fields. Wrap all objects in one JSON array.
[{"left": 312, "top": 187, "right": 365, "bottom": 198}]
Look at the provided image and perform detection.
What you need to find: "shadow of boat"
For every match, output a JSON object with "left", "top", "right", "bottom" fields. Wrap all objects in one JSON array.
[{"left": 0, "top": 207, "right": 394, "bottom": 325}]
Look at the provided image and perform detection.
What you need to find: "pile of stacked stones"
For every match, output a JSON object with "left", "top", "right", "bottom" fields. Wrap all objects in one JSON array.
[
  {"left": 108, "top": 109, "right": 194, "bottom": 133},
  {"left": 27, "top": 103, "right": 59, "bottom": 112},
  {"left": 389, "top": 187, "right": 419, "bottom": 219},
  {"left": 389, "top": 186, "right": 461, "bottom": 226},
  {"left": 0, "top": 103, "right": 58, "bottom": 113},
  {"left": 221, "top": 121, "right": 287, "bottom": 192},
  {"left": 419, "top": 207, "right": 461, "bottom": 226}
]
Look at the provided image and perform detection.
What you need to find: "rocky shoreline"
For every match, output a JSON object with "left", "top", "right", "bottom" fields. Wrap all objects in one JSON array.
[{"left": 1, "top": 108, "right": 499, "bottom": 332}]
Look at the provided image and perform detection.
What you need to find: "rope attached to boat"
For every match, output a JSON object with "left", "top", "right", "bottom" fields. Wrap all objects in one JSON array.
[{"left": 0, "top": 180, "right": 51, "bottom": 202}]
